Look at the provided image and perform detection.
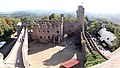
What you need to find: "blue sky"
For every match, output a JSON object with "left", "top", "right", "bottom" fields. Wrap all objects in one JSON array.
[{"left": 0, "top": 0, "right": 120, "bottom": 13}]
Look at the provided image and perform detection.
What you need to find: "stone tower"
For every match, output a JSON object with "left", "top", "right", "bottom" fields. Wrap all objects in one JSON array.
[
  {"left": 60, "top": 14, "right": 64, "bottom": 41},
  {"left": 76, "top": 6, "right": 85, "bottom": 31}
]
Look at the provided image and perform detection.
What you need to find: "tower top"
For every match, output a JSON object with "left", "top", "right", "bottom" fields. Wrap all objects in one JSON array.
[
  {"left": 78, "top": 5, "right": 83, "bottom": 8},
  {"left": 78, "top": 5, "right": 84, "bottom": 11},
  {"left": 60, "top": 14, "right": 64, "bottom": 17}
]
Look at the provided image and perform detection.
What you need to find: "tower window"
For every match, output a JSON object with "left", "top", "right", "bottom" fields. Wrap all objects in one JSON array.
[
  {"left": 40, "top": 36, "right": 42, "bottom": 39},
  {"left": 47, "top": 30, "right": 49, "bottom": 33},
  {"left": 57, "top": 31, "right": 59, "bottom": 33},
  {"left": 48, "top": 36, "right": 50, "bottom": 39},
  {"left": 52, "top": 26, "right": 54, "bottom": 28},
  {"left": 69, "top": 30, "right": 71, "bottom": 32},
  {"left": 56, "top": 25, "right": 58, "bottom": 27},
  {"left": 107, "top": 38, "right": 109, "bottom": 40}
]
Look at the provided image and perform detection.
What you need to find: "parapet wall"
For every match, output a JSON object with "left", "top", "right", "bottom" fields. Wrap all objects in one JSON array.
[
  {"left": 22, "top": 27, "right": 30, "bottom": 68},
  {"left": 0, "top": 53, "right": 3, "bottom": 67},
  {"left": 4, "top": 27, "right": 25, "bottom": 62}
]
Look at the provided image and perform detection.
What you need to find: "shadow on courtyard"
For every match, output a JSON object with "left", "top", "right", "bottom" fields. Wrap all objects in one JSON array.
[
  {"left": 43, "top": 34, "right": 86, "bottom": 67},
  {"left": 43, "top": 38, "right": 78, "bottom": 66},
  {"left": 28, "top": 42, "right": 57, "bottom": 55},
  {"left": 43, "top": 49, "right": 75, "bottom": 66},
  {"left": 43, "top": 48, "right": 85, "bottom": 68}
]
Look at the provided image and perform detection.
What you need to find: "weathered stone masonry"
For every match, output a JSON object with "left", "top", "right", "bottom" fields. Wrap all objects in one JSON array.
[{"left": 30, "top": 6, "right": 85, "bottom": 44}]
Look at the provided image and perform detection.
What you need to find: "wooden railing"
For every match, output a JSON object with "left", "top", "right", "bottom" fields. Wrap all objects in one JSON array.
[{"left": 82, "top": 31, "right": 110, "bottom": 60}]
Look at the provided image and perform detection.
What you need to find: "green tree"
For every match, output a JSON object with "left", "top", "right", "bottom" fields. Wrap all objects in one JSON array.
[
  {"left": 49, "top": 13, "right": 55, "bottom": 20},
  {"left": 12, "top": 19, "right": 20, "bottom": 31},
  {"left": 5, "top": 16, "right": 13, "bottom": 26},
  {"left": 0, "top": 23, "right": 4, "bottom": 36},
  {"left": 0, "top": 16, "right": 18, "bottom": 37},
  {"left": 42, "top": 16, "right": 49, "bottom": 20},
  {"left": 104, "top": 23, "right": 115, "bottom": 33},
  {"left": 87, "top": 20, "right": 100, "bottom": 35},
  {"left": 113, "top": 26, "right": 120, "bottom": 50},
  {"left": 49, "top": 13, "right": 59, "bottom": 21},
  {"left": 64, "top": 13, "right": 76, "bottom": 22},
  {"left": 85, "top": 51, "right": 106, "bottom": 67},
  {"left": 21, "top": 17, "right": 36, "bottom": 26}
]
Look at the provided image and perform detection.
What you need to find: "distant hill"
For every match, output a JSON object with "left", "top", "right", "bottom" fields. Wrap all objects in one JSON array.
[
  {"left": 0, "top": 10, "right": 120, "bottom": 24},
  {"left": 0, "top": 10, "right": 74, "bottom": 17},
  {"left": 0, "top": 10, "right": 75, "bottom": 20},
  {"left": 85, "top": 13, "right": 120, "bottom": 24}
]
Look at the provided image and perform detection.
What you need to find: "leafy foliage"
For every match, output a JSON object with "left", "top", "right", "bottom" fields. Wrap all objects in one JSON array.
[
  {"left": 0, "top": 16, "right": 19, "bottom": 38},
  {"left": 113, "top": 26, "right": 120, "bottom": 50},
  {"left": 85, "top": 51, "right": 106, "bottom": 67},
  {"left": 49, "top": 13, "right": 60, "bottom": 21},
  {"left": 87, "top": 20, "right": 100, "bottom": 35},
  {"left": 42, "top": 13, "right": 76, "bottom": 22},
  {"left": 21, "top": 17, "right": 36, "bottom": 26},
  {"left": 103, "top": 21, "right": 117, "bottom": 33},
  {"left": 64, "top": 13, "right": 76, "bottom": 22},
  {"left": 42, "top": 16, "right": 49, "bottom": 20}
]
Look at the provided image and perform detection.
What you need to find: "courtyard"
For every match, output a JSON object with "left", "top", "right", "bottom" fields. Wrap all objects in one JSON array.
[{"left": 28, "top": 35, "right": 86, "bottom": 68}]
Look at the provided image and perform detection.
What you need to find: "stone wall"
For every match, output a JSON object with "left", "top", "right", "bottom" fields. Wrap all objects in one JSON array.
[
  {"left": 0, "top": 53, "right": 3, "bottom": 68},
  {"left": 64, "top": 21, "right": 80, "bottom": 34},
  {"left": 30, "top": 5, "right": 85, "bottom": 43},
  {"left": 22, "top": 27, "right": 30, "bottom": 68},
  {"left": 31, "top": 21, "right": 62, "bottom": 43},
  {"left": 77, "top": 6, "right": 85, "bottom": 30}
]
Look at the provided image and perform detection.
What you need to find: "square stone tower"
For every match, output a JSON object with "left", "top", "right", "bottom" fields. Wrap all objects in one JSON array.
[
  {"left": 76, "top": 6, "right": 85, "bottom": 31},
  {"left": 60, "top": 14, "right": 64, "bottom": 40}
]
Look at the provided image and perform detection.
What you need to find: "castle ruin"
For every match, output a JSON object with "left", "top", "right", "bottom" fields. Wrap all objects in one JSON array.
[{"left": 30, "top": 6, "right": 85, "bottom": 44}]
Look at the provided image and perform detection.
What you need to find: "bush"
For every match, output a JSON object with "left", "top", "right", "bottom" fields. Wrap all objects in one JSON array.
[{"left": 85, "top": 51, "right": 106, "bottom": 67}]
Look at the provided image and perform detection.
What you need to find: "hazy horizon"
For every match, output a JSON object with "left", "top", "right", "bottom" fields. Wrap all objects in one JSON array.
[{"left": 0, "top": 0, "right": 120, "bottom": 14}]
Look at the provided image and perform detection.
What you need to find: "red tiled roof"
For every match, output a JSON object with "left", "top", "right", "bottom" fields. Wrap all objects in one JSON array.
[{"left": 60, "top": 58, "right": 80, "bottom": 68}]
